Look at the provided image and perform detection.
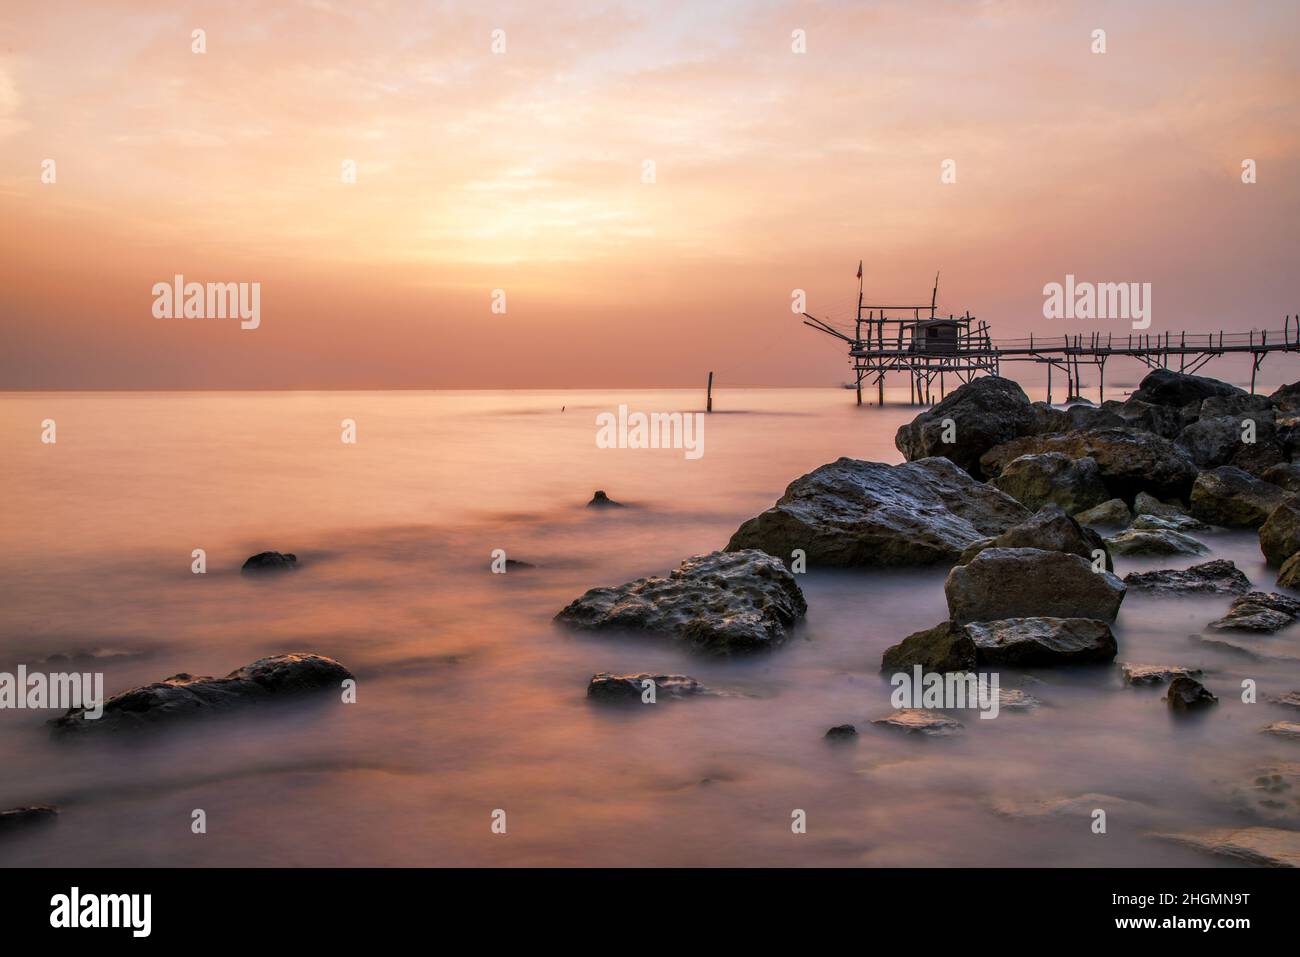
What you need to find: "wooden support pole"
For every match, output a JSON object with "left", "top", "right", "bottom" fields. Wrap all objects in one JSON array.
[{"left": 706, "top": 371, "right": 713, "bottom": 413}]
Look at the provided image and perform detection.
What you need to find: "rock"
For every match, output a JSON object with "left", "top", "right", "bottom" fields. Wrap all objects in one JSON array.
[
  {"left": 1177, "top": 414, "right": 1275, "bottom": 470},
  {"left": 554, "top": 549, "right": 806, "bottom": 652},
  {"left": 49, "top": 654, "right": 353, "bottom": 735},
  {"left": 1271, "top": 692, "right": 1300, "bottom": 709},
  {"left": 1226, "top": 764, "right": 1300, "bottom": 824},
  {"left": 1190, "top": 466, "right": 1287, "bottom": 528},
  {"left": 1262, "top": 721, "right": 1300, "bottom": 740},
  {"left": 824, "top": 724, "right": 858, "bottom": 740},
  {"left": 586, "top": 673, "right": 706, "bottom": 701},
  {"left": 1279, "top": 552, "right": 1300, "bottom": 588},
  {"left": 1122, "top": 559, "right": 1250, "bottom": 596},
  {"left": 1111, "top": 398, "right": 1186, "bottom": 439},
  {"left": 726, "top": 457, "right": 1027, "bottom": 567},
  {"left": 500, "top": 559, "right": 535, "bottom": 570},
  {"left": 871, "top": 709, "right": 963, "bottom": 736},
  {"left": 241, "top": 551, "right": 297, "bottom": 572},
  {"left": 1105, "top": 528, "right": 1207, "bottom": 556},
  {"left": 880, "top": 620, "right": 978, "bottom": 673},
  {"left": 1121, "top": 663, "right": 1203, "bottom": 686},
  {"left": 995, "top": 688, "right": 1041, "bottom": 711},
  {"left": 1155, "top": 827, "right": 1300, "bottom": 867},
  {"left": 1269, "top": 381, "right": 1300, "bottom": 414},
  {"left": 957, "top": 504, "right": 1110, "bottom": 569},
  {"left": 1230, "top": 439, "right": 1288, "bottom": 479},
  {"left": 1133, "top": 491, "right": 1200, "bottom": 524},
  {"left": 1129, "top": 369, "right": 1245, "bottom": 408},
  {"left": 981, "top": 428, "right": 1199, "bottom": 502},
  {"left": 1201, "top": 393, "right": 1274, "bottom": 418},
  {"left": 945, "top": 548, "right": 1125, "bottom": 623},
  {"left": 995, "top": 793, "right": 1155, "bottom": 821},
  {"left": 587, "top": 490, "right": 624, "bottom": 507},
  {"left": 1209, "top": 592, "right": 1300, "bottom": 633},
  {"left": 1074, "top": 498, "right": 1133, "bottom": 530},
  {"left": 1260, "top": 496, "right": 1300, "bottom": 565},
  {"left": 1263, "top": 463, "right": 1300, "bottom": 493},
  {"left": 0, "top": 806, "right": 59, "bottom": 834},
  {"left": 990, "top": 453, "right": 1111, "bottom": 514},
  {"left": 1167, "top": 675, "right": 1218, "bottom": 710},
  {"left": 964, "top": 617, "right": 1117, "bottom": 666},
  {"left": 893, "top": 376, "right": 1039, "bottom": 476},
  {"left": 1131, "top": 513, "right": 1204, "bottom": 532}
]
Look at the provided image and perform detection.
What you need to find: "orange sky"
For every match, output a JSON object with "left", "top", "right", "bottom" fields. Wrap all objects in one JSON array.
[{"left": 1, "top": 0, "right": 1298, "bottom": 389}]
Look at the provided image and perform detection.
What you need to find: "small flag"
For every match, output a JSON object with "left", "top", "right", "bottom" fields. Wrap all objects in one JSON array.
[{"left": 856, "top": 260, "right": 863, "bottom": 279}]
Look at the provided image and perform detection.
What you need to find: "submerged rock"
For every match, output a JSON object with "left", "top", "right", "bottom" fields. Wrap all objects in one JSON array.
[
  {"left": 958, "top": 504, "right": 1110, "bottom": 569},
  {"left": 1155, "top": 827, "right": 1300, "bottom": 867},
  {"left": 945, "top": 548, "right": 1125, "bottom": 623},
  {"left": 1225, "top": 763, "right": 1300, "bottom": 824},
  {"left": 0, "top": 805, "right": 58, "bottom": 834},
  {"left": 49, "top": 654, "right": 353, "bottom": 735},
  {"left": 1189, "top": 466, "right": 1286, "bottom": 528},
  {"left": 989, "top": 453, "right": 1110, "bottom": 514},
  {"left": 1209, "top": 592, "right": 1300, "bottom": 633},
  {"left": 963, "top": 617, "right": 1118, "bottom": 666},
  {"left": 1122, "top": 559, "right": 1251, "bottom": 596},
  {"left": 893, "top": 376, "right": 1039, "bottom": 476},
  {"left": 1105, "top": 528, "right": 1208, "bottom": 556},
  {"left": 241, "top": 551, "right": 298, "bottom": 572},
  {"left": 824, "top": 724, "right": 858, "bottom": 740},
  {"left": 1129, "top": 369, "right": 1245, "bottom": 409},
  {"left": 1262, "top": 721, "right": 1300, "bottom": 741},
  {"left": 880, "top": 620, "right": 977, "bottom": 673},
  {"left": 1121, "top": 663, "right": 1203, "bottom": 686},
  {"left": 587, "top": 490, "right": 624, "bottom": 507},
  {"left": 554, "top": 549, "right": 806, "bottom": 652},
  {"left": 726, "top": 456, "right": 1027, "bottom": 567},
  {"left": 1272, "top": 691, "right": 1300, "bottom": 710},
  {"left": 586, "top": 673, "right": 706, "bottom": 700},
  {"left": 1260, "top": 496, "right": 1300, "bottom": 566},
  {"left": 1074, "top": 498, "right": 1133, "bottom": 530},
  {"left": 871, "top": 709, "right": 963, "bottom": 736},
  {"left": 1167, "top": 675, "right": 1218, "bottom": 710}
]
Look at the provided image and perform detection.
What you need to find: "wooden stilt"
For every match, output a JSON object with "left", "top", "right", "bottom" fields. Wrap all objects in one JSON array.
[{"left": 706, "top": 371, "right": 713, "bottom": 413}]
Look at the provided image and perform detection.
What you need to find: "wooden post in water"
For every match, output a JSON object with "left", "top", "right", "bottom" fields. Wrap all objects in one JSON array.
[{"left": 706, "top": 371, "right": 713, "bottom": 413}]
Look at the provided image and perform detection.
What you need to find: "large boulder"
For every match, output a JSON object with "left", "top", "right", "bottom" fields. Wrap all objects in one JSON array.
[
  {"left": 49, "top": 654, "right": 352, "bottom": 735},
  {"left": 1177, "top": 412, "right": 1277, "bottom": 470},
  {"left": 963, "top": 617, "right": 1117, "bottom": 666},
  {"left": 1269, "top": 381, "right": 1300, "bottom": 414},
  {"left": 1129, "top": 369, "right": 1245, "bottom": 408},
  {"left": 990, "top": 453, "right": 1110, "bottom": 513},
  {"left": 1189, "top": 465, "right": 1287, "bottom": 528},
  {"left": 958, "top": 504, "right": 1110, "bottom": 570},
  {"left": 1122, "top": 559, "right": 1251, "bottom": 595},
  {"left": 726, "top": 457, "right": 1028, "bottom": 567},
  {"left": 1108, "top": 398, "right": 1186, "bottom": 439},
  {"left": 554, "top": 549, "right": 806, "bottom": 652},
  {"left": 880, "top": 620, "right": 977, "bottom": 673},
  {"left": 944, "top": 547, "right": 1125, "bottom": 623},
  {"left": 1106, "top": 528, "right": 1207, "bottom": 556},
  {"left": 1260, "top": 496, "right": 1300, "bottom": 566},
  {"left": 1263, "top": 463, "right": 1300, "bottom": 493},
  {"left": 894, "top": 376, "right": 1038, "bottom": 477},
  {"left": 1201, "top": 394, "right": 1273, "bottom": 418},
  {"left": 980, "top": 428, "right": 1199, "bottom": 502}
]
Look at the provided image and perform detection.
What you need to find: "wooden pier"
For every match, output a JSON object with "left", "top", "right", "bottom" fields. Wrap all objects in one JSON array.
[{"left": 804, "top": 273, "right": 1300, "bottom": 405}]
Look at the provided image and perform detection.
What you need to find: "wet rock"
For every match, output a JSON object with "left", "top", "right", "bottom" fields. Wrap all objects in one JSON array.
[
  {"left": 871, "top": 709, "right": 963, "bottom": 736},
  {"left": 880, "top": 620, "right": 977, "bottom": 673},
  {"left": 587, "top": 490, "right": 624, "bottom": 507},
  {"left": 1131, "top": 513, "right": 1205, "bottom": 533},
  {"left": 989, "top": 452, "right": 1111, "bottom": 514},
  {"left": 1262, "top": 721, "right": 1300, "bottom": 740},
  {"left": 893, "top": 376, "right": 1039, "bottom": 477},
  {"left": 1129, "top": 368, "right": 1245, "bottom": 409},
  {"left": 1121, "top": 663, "right": 1203, "bottom": 686},
  {"left": 945, "top": 548, "right": 1125, "bottom": 623},
  {"left": 587, "top": 673, "right": 706, "bottom": 701},
  {"left": 1074, "top": 498, "right": 1133, "bottom": 530},
  {"left": 49, "top": 654, "right": 353, "bottom": 735},
  {"left": 1269, "top": 381, "right": 1300, "bottom": 414},
  {"left": 995, "top": 688, "right": 1041, "bottom": 711},
  {"left": 241, "top": 551, "right": 297, "bottom": 572},
  {"left": 980, "top": 428, "right": 1199, "bottom": 502},
  {"left": 1260, "top": 495, "right": 1300, "bottom": 566},
  {"left": 1133, "top": 492, "right": 1205, "bottom": 529},
  {"left": 1271, "top": 691, "right": 1300, "bottom": 710},
  {"left": 1190, "top": 466, "right": 1286, "bottom": 528},
  {"left": 0, "top": 806, "right": 59, "bottom": 834},
  {"left": 555, "top": 549, "right": 806, "bottom": 652},
  {"left": 995, "top": 793, "right": 1155, "bottom": 821},
  {"left": 1105, "top": 528, "right": 1207, "bottom": 556},
  {"left": 1177, "top": 413, "right": 1276, "bottom": 470},
  {"left": 1263, "top": 462, "right": 1300, "bottom": 493},
  {"left": 1278, "top": 552, "right": 1300, "bottom": 588},
  {"left": 1110, "top": 398, "right": 1185, "bottom": 439},
  {"left": 1122, "top": 559, "right": 1250, "bottom": 596},
  {"left": 1155, "top": 827, "right": 1300, "bottom": 867},
  {"left": 964, "top": 617, "right": 1118, "bottom": 666},
  {"left": 957, "top": 504, "right": 1110, "bottom": 570},
  {"left": 1209, "top": 592, "right": 1300, "bottom": 633},
  {"left": 1167, "top": 675, "right": 1218, "bottom": 710},
  {"left": 824, "top": 724, "right": 858, "bottom": 740},
  {"left": 1200, "top": 393, "right": 1274, "bottom": 418},
  {"left": 726, "top": 456, "right": 1027, "bottom": 567}
]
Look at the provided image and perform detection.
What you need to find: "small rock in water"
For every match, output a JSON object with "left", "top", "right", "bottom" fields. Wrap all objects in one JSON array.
[
  {"left": 587, "top": 673, "right": 706, "bottom": 701},
  {"left": 880, "top": 620, "right": 977, "bottom": 673},
  {"left": 1121, "top": 663, "right": 1203, "bottom": 686},
  {"left": 1271, "top": 691, "right": 1300, "bottom": 710},
  {"left": 824, "top": 724, "right": 858, "bottom": 740},
  {"left": 501, "top": 558, "right": 535, "bottom": 570},
  {"left": 993, "top": 792, "right": 1153, "bottom": 821},
  {"left": 1073, "top": 498, "right": 1132, "bottom": 530},
  {"left": 1261, "top": 721, "right": 1300, "bottom": 740},
  {"left": 1209, "top": 592, "right": 1300, "bottom": 633},
  {"left": 1166, "top": 675, "right": 1218, "bottom": 711},
  {"left": 1155, "top": 827, "right": 1300, "bottom": 867},
  {"left": 241, "top": 551, "right": 298, "bottom": 572},
  {"left": 1122, "top": 559, "right": 1250, "bottom": 596},
  {"left": 0, "top": 805, "right": 58, "bottom": 834},
  {"left": 49, "top": 653, "right": 353, "bottom": 735},
  {"left": 994, "top": 688, "right": 1041, "bottom": 711},
  {"left": 1106, "top": 528, "right": 1207, "bottom": 556},
  {"left": 964, "top": 617, "right": 1117, "bottom": 666},
  {"left": 871, "top": 709, "right": 963, "bottom": 736},
  {"left": 587, "top": 490, "right": 624, "bottom": 508}
]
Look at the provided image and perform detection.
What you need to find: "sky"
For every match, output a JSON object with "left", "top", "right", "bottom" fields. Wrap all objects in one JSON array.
[{"left": 1, "top": 0, "right": 1298, "bottom": 389}]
